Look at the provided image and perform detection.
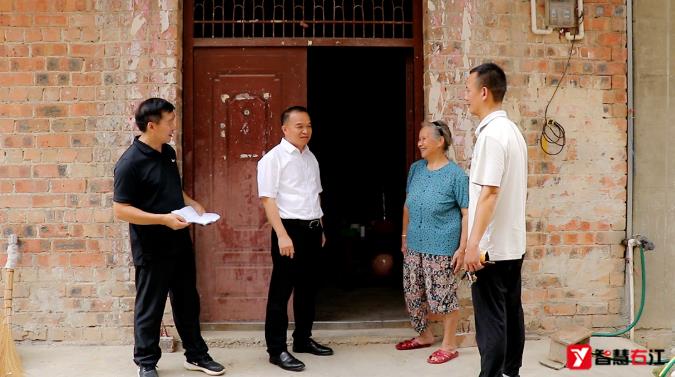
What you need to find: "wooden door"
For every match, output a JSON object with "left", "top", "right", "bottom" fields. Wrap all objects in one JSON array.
[{"left": 190, "top": 48, "right": 306, "bottom": 321}]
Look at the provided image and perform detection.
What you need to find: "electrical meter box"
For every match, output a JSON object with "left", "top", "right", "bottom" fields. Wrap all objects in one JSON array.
[{"left": 545, "top": 0, "right": 577, "bottom": 28}]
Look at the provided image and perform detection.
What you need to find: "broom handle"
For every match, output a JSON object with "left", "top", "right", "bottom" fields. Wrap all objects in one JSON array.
[{"left": 4, "top": 268, "right": 14, "bottom": 323}]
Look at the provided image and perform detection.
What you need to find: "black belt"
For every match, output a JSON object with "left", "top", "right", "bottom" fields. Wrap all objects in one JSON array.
[{"left": 282, "top": 218, "right": 321, "bottom": 229}]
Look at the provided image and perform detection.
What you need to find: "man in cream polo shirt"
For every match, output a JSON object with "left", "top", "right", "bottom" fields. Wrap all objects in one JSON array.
[{"left": 461, "top": 63, "right": 528, "bottom": 377}]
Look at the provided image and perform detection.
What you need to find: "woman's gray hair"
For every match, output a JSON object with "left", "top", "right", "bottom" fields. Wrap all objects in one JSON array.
[{"left": 422, "top": 120, "right": 453, "bottom": 159}]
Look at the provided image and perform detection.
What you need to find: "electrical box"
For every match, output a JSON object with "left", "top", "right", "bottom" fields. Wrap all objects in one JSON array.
[{"left": 545, "top": 0, "right": 576, "bottom": 28}]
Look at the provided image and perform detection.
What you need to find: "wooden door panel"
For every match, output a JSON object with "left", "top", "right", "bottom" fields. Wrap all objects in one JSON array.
[{"left": 192, "top": 48, "right": 306, "bottom": 321}]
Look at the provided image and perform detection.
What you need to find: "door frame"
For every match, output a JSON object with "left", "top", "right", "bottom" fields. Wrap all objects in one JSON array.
[{"left": 182, "top": 1, "right": 425, "bottom": 323}]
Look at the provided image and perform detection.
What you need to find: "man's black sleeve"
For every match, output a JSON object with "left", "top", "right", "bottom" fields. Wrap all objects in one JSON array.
[{"left": 113, "top": 157, "right": 138, "bottom": 204}]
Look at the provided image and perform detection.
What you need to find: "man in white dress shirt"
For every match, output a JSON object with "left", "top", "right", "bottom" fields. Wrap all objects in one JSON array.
[
  {"left": 462, "top": 63, "right": 528, "bottom": 377},
  {"left": 257, "top": 106, "right": 334, "bottom": 372}
]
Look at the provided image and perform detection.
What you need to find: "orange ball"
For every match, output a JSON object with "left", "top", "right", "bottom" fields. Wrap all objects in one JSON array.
[{"left": 372, "top": 253, "right": 393, "bottom": 276}]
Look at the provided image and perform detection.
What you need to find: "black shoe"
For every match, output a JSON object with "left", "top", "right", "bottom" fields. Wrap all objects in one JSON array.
[
  {"left": 293, "top": 338, "right": 334, "bottom": 356},
  {"left": 138, "top": 365, "right": 159, "bottom": 377},
  {"left": 184, "top": 355, "right": 225, "bottom": 376},
  {"left": 269, "top": 351, "right": 305, "bottom": 372}
]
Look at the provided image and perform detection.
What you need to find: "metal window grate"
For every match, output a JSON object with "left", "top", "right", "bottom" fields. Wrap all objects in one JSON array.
[{"left": 193, "top": 0, "right": 413, "bottom": 39}]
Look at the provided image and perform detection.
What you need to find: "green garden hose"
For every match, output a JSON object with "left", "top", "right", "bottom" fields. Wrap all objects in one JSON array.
[
  {"left": 592, "top": 244, "right": 645, "bottom": 337},
  {"left": 657, "top": 357, "right": 675, "bottom": 377}
]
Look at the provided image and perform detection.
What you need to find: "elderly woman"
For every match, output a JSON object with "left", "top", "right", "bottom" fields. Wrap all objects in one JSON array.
[{"left": 395, "top": 120, "right": 469, "bottom": 364}]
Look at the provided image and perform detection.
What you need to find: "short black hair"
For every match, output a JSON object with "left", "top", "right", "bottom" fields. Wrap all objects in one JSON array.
[
  {"left": 135, "top": 98, "right": 175, "bottom": 132},
  {"left": 281, "top": 105, "right": 309, "bottom": 126},
  {"left": 469, "top": 63, "right": 507, "bottom": 103}
]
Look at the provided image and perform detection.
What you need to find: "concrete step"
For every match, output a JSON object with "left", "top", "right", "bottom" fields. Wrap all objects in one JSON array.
[{"left": 186, "top": 322, "right": 481, "bottom": 349}]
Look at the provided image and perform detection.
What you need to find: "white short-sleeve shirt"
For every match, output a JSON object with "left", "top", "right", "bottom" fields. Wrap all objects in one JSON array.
[
  {"left": 468, "top": 110, "right": 528, "bottom": 261},
  {"left": 257, "top": 138, "right": 323, "bottom": 220}
]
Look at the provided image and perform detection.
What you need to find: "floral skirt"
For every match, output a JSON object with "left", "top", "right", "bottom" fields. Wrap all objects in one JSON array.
[{"left": 403, "top": 250, "right": 459, "bottom": 333}]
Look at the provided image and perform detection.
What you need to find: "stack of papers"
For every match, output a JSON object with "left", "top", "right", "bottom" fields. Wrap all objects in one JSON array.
[{"left": 171, "top": 206, "right": 220, "bottom": 226}]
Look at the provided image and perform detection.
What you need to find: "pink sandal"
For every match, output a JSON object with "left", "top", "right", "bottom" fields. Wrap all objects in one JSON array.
[
  {"left": 395, "top": 338, "right": 432, "bottom": 351},
  {"left": 427, "top": 349, "right": 459, "bottom": 364}
]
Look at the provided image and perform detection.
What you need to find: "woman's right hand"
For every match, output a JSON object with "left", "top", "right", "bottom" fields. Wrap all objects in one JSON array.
[
  {"left": 278, "top": 234, "right": 295, "bottom": 258},
  {"left": 401, "top": 235, "right": 407, "bottom": 255}
]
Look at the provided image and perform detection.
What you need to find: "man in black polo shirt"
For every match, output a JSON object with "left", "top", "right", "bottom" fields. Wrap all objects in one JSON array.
[{"left": 113, "top": 98, "right": 225, "bottom": 377}]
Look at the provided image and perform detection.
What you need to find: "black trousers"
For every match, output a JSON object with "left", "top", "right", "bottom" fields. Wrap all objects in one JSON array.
[
  {"left": 265, "top": 219, "right": 322, "bottom": 356},
  {"left": 471, "top": 257, "right": 525, "bottom": 377},
  {"left": 133, "top": 250, "right": 209, "bottom": 367}
]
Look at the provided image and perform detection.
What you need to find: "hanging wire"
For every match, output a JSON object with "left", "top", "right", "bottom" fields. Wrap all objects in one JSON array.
[
  {"left": 539, "top": 10, "right": 584, "bottom": 156},
  {"left": 539, "top": 37, "right": 575, "bottom": 155}
]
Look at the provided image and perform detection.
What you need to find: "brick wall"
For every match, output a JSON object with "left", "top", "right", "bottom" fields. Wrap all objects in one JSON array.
[
  {"left": 0, "top": 0, "right": 181, "bottom": 342},
  {"left": 425, "top": 0, "right": 628, "bottom": 334},
  {"left": 0, "top": 0, "right": 628, "bottom": 343}
]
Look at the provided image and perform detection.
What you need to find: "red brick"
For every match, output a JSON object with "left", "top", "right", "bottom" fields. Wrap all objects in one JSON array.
[
  {"left": 51, "top": 118, "right": 85, "bottom": 132},
  {"left": 0, "top": 72, "right": 33, "bottom": 85},
  {"left": 38, "top": 224, "right": 70, "bottom": 238},
  {"left": 70, "top": 102, "right": 97, "bottom": 116},
  {"left": 612, "top": 75, "right": 627, "bottom": 89},
  {"left": 0, "top": 119, "right": 13, "bottom": 132},
  {"left": 2, "top": 135, "right": 34, "bottom": 148},
  {"left": 70, "top": 44, "right": 104, "bottom": 57},
  {"left": 0, "top": 0, "right": 11, "bottom": 11},
  {"left": 63, "top": 0, "right": 92, "bottom": 12},
  {"left": 36, "top": 104, "right": 68, "bottom": 117},
  {"left": 34, "top": 15, "right": 68, "bottom": 26},
  {"left": 33, "top": 164, "right": 66, "bottom": 178},
  {"left": 585, "top": 17, "right": 610, "bottom": 31},
  {"left": 0, "top": 15, "right": 32, "bottom": 27},
  {"left": 14, "top": 0, "right": 55, "bottom": 11},
  {"left": 597, "top": 32, "right": 624, "bottom": 46},
  {"left": 87, "top": 178, "right": 113, "bottom": 193},
  {"left": 69, "top": 134, "right": 96, "bottom": 147},
  {"left": 0, "top": 195, "right": 31, "bottom": 207},
  {"left": 15, "top": 179, "right": 48, "bottom": 193},
  {"left": 25, "top": 28, "right": 42, "bottom": 42},
  {"left": 32, "top": 194, "right": 66, "bottom": 207},
  {"left": 36, "top": 134, "right": 69, "bottom": 148},
  {"left": 544, "top": 303, "right": 577, "bottom": 316},
  {"left": 35, "top": 254, "right": 69, "bottom": 267},
  {"left": 611, "top": 46, "right": 627, "bottom": 61},
  {"left": 42, "top": 149, "right": 78, "bottom": 163},
  {"left": 69, "top": 14, "right": 96, "bottom": 27},
  {"left": 72, "top": 72, "right": 100, "bottom": 86},
  {"left": 0, "top": 165, "right": 30, "bottom": 178},
  {"left": 63, "top": 27, "right": 81, "bottom": 41},
  {"left": 18, "top": 239, "right": 51, "bottom": 253},
  {"left": 0, "top": 181, "right": 13, "bottom": 193},
  {"left": 51, "top": 179, "right": 86, "bottom": 193},
  {"left": 31, "top": 43, "right": 68, "bottom": 57},
  {"left": 81, "top": 27, "right": 99, "bottom": 42},
  {"left": 4, "top": 28, "right": 24, "bottom": 42},
  {"left": 70, "top": 253, "right": 106, "bottom": 267},
  {"left": 40, "top": 28, "right": 62, "bottom": 42}
]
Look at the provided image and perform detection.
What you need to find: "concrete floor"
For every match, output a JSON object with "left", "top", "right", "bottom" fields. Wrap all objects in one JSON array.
[{"left": 18, "top": 337, "right": 656, "bottom": 377}]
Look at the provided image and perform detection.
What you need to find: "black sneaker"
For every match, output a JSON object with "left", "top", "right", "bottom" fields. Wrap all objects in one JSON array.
[
  {"left": 138, "top": 365, "right": 158, "bottom": 377},
  {"left": 184, "top": 355, "right": 226, "bottom": 376}
]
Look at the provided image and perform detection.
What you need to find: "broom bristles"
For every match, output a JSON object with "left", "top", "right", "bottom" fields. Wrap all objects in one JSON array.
[
  {"left": 0, "top": 322, "right": 22, "bottom": 376},
  {"left": 1, "top": 267, "right": 23, "bottom": 377},
  {"left": 0, "top": 309, "right": 6, "bottom": 377}
]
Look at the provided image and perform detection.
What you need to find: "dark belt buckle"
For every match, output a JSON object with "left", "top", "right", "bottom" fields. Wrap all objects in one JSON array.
[{"left": 308, "top": 220, "right": 320, "bottom": 229}]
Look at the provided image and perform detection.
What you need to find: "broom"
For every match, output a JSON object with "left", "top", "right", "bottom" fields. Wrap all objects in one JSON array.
[{"left": 1, "top": 234, "right": 23, "bottom": 376}]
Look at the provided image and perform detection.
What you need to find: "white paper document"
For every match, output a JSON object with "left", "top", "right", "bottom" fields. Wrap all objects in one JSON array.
[{"left": 171, "top": 206, "right": 220, "bottom": 226}]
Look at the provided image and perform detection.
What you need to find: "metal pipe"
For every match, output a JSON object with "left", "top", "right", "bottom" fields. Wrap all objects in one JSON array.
[
  {"left": 626, "top": 0, "right": 635, "bottom": 339},
  {"left": 626, "top": 239, "right": 637, "bottom": 340}
]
